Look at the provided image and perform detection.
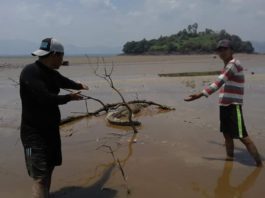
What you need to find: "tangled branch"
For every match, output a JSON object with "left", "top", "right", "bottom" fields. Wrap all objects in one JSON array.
[
  {"left": 90, "top": 57, "right": 138, "bottom": 133},
  {"left": 97, "top": 144, "right": 130, "bottom": 194}
]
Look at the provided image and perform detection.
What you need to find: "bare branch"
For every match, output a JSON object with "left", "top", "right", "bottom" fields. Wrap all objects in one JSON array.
[
  {"left": 8, "top": 77, "right": 20, "bottom": 87},
  {"left": 97, "top": 144, "right": 130, "bottom": 194},
  {"left": 63, "top": 88, "right": 108, "bottom": 113},
  {"left": 60, "top": 99, "right": 175, "bottom": 126},
  {"left": 89, "top": 57, "right": 139, "bottom": 133},
  {"left": 109, "top": 61, "right": 114, "bottom": 76},
  {"left": 96, "top": 145, "right": 116, "bottom": 161},
  {"left": 85, "top": 100, "right": 89, "bottom": 114}
]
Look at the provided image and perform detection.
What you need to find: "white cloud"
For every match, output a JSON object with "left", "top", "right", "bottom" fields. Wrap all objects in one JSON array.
[
  {"left": 104, "top": 0, "right": 117, "bottom": 10},
  {"left": 257, "top": 10, "right": 265, "bottom": 17},
  {"left": 79, "top": 0, "right": 117, "bottom": 10},
  {"left": 4, "top": 1, "right": 73, "bottom": 27},
  {"left": 143, "top": 0, "right": 181, "bottom": 12},
  {"left": 1, "top": 0, "right": 265, "bottom": 49},
  {"left": 127, "top": 11, "right": 142, "bottom": 17}
]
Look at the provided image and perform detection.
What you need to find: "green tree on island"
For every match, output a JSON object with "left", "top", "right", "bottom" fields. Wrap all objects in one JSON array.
[{"left": 122, "top": 23, "right": 254, "bottom": 55}]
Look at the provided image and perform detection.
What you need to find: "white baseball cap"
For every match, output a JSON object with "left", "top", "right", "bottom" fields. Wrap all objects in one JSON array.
[{"left": 32, "top": 38, "right": 64, "bottom": 56}]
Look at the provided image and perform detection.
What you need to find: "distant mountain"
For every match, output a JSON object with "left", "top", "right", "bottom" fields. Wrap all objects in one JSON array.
[
  {"left": 0, "top": 39, "right": 121, "bottom": 56},
  {"left": 64, "top": 44, "right": 121, "bottom": 55},
  {"left": 2, "top": 38, "right": 262, "bottom": 56},
  {"left": 123, "top": 23, "right": 255, "bottom": 55},
  {"left": 0, "top": 39, "right": 37, "bottom": 56},
  {"left": 252, "top": 41, "right": 265, "bottom": 53}
]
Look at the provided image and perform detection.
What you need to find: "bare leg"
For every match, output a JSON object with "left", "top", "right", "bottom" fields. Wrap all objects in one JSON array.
[
  {"left": 240, "top": 137, "right": 262, "bottom": 167},
  {"left": 223, "top": 133, "right": 234, "bottom": 160},
  {"left": 32, "top": 178, "right": 49, "bottom": 198},
  {"left": 32, "top": 167, "right": 54, "bottom": 198}
]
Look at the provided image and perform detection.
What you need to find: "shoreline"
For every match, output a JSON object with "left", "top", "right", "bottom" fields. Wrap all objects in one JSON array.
[
  {"left": 0, "top": 53, "right": 265, "bottom": 68},
  {"left": 0, "top": 54, "right": 265, "bottom": 197}
]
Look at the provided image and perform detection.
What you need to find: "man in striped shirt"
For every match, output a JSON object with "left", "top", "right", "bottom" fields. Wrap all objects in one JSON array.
[{"left": 184, "top": 39, "right": 262, "bottom": 167}]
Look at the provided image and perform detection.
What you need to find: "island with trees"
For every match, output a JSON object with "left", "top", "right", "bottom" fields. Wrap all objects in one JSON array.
[{"left": 122, "top": 23, "right": 254, "bottom": 55}]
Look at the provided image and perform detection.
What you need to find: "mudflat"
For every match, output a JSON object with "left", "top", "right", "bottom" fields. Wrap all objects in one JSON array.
[{"left": 1, "top": 54, "right": 265, "bottom": 197}]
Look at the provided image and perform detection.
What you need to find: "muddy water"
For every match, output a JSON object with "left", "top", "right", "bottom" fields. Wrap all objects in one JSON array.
[{"left": 1, "top": 54, "right": 265, "bottom": 197}]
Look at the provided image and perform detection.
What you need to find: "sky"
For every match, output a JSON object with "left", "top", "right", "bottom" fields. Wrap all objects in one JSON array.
[{"left": 1, "top": 0, "right": 265, "bottom": 51}]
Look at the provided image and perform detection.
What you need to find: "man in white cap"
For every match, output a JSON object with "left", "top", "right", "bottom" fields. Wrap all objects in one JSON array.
[
  {"left": 19, "top": 38, "right": 88, "bottom": 197},
  {"left": 184, "top": 39, "right": 262, "bottom": 167}
]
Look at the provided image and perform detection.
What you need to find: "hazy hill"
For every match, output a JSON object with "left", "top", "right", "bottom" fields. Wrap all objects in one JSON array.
[
  {"left": 122, "top": 23, "right": 258, "bottom": 55},
  {"left": 0, "top": 39, "right": 121, "bottom": 56},
  {"left": 251, "top": 41, "right": 265, "bottom": 53},
  {"left": 0, "top": 38, "right": 264, "bottom": 56}
]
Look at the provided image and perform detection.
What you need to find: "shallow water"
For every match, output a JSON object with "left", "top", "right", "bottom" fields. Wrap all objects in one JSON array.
[{"left": 1, "top": 54, "right": 265, "bottom": 197}]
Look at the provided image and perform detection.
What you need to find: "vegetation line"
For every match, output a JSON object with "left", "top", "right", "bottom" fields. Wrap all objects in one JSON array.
[
  {"left": 158, "top": 70, "right": 220, "bottom": 77},
  {"left": 123, "top": 23, "right": 254, "bottom": 55}
]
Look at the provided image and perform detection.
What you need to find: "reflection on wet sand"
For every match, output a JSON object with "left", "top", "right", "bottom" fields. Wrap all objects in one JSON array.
[
  {"left": 206, "top": 140, "right": 263, "bottom": 166},
  {"left": 2, "top": 54, "right": 265, "bottom": 197},
  {"left": 193, "top": 161, "right": 262, "bottom": 198},
  {"left": 51, "top": 131, "right": 137, "bottom": 197},
  {"left": 182, "top": 80, "right": 196, "bottom": 89},
  {"left": 51, "top": 165, "right": 117, "bottom": 198},
  {"left": 215, "top": 161, "right": 262, "bottom": 198},
  {"left": 75, "top": 106, "right": 171, "bottom": 193}
]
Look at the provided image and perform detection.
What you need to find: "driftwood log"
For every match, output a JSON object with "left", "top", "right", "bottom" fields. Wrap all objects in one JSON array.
[
  {"left": 60, "top": 100, "right": 175, "bottom": 126},
  {"left": 61, "top": 56, "right": 175, "bottom": 133}
]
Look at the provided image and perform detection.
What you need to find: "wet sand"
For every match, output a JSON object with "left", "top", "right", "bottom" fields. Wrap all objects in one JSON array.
[{"left": 1, "top": 54, "right": 265, "bottom": 197}]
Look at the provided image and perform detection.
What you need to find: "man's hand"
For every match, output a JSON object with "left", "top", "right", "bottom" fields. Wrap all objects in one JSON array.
[
  {"left": 81, "top": 84, "right": 89, "bottom": 90},
  {"left": 77, "top": 81, "right": 89, "bottom": 90},
  {"left": 184, "top": 92, "right": 204, "bottom": 102},
  {"left": 69, "top": 91, "right": 84, "bottom": 101}
]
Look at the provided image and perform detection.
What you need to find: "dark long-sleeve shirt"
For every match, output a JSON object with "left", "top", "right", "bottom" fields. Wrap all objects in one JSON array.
[
  {"left": 20, "top": 61, "right": 82, "bottom": 150},
  {"left": 20, "top": 60, "right": 82, "bottom": 128}
]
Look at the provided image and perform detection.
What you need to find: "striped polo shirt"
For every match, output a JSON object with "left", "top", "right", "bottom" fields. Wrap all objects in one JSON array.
[{"left": 202, "top": 58, "right": 244, "bottom": 106}]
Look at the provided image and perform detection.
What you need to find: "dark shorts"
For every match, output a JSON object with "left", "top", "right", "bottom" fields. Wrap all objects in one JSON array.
[
  {"left": 21, "top": 126, "right": 62, "bottom": 179},
  {"left": 24, "top": 146, "right": 54, "bottom": 179},
  {"left": 219, "top": 104, "right": 248, "bottom": 139},
  {"left": 21, "top": 125, "right": 62, "bottom": 179}
]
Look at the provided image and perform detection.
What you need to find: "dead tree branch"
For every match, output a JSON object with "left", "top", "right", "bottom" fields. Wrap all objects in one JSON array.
[
  {"left": 60, "top": 99, "right": 175, "bottom": 126},
  {"left": 8, "top": 77, "right": 20, "bottom": 87},
  {"left": 90, "top": 57, "right": 138, "bottom": 133},
  {"left": 63, "top": 88, "right": 108, "bottom": 113},
  {"left": 97, "top": 144, "right": 130, "bottom": 194}
]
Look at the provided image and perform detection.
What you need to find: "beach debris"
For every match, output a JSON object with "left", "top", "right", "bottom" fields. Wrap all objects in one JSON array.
[
  {"left": 101, "top": 187, "right": 114, "bottom": 192},
  {"left": 8, "top": 77, "right": 20, "bottom": 87},
  {"left": 130, "top": 138, "right": 137, "bottom": 143},
  {"left": 184, "top": 80, "right": 196, "bottom": 89},
  {"left": 8, "top": 58, "right": 175, "bottom": 132},
  {"left": 106, "top": 103, "right": 148, "bottom": 126},
  {"left": 117, "top": 158, "right": 131, "bottom": 195},
  {"left": 92, "top": 57, "right": 139, "bottom": 133},
  {"left": 63, "top": 88, "right": 107, "bottom": 113},
  {"left": 97, "top": 145, "right": 131, "bottom": 195},
  {"left": 159, "top": 70, "right": 220, "bottom": 77},
  {"left": 62, "top": 60, "right": 69, "bottom": 66},
  {"left": 202, "top": 80, "right": 211, "bottom": 86},
  {"left": 59, "top": 99, "right": 175, "bottom": 127},
  {"left": 0, "top": 63, "right": 12, "bottom": 68}
]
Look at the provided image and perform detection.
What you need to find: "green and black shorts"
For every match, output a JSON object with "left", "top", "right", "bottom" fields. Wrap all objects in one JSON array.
[
  {"left": 24, "top": 146, "right": 52, "bottom": 179},
  {"left": 219, "top": 104, "right": 248, "bottom": 139}
]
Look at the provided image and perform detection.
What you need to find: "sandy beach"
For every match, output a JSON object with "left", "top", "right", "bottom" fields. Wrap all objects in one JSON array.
[{"left": 1, "top": 54, "right": 265, "bottom": 197}]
